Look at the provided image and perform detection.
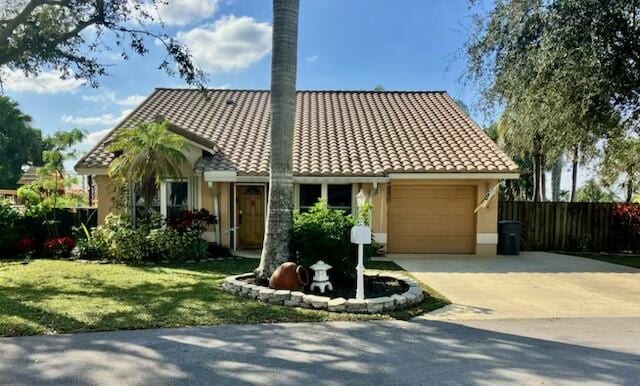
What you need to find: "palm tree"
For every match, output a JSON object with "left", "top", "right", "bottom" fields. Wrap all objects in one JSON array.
[
  {"left": 106, "top": 120, "right": 187, "bottom": 219},
  {"left": 255, "top": 0, "right": 300, "bottom": 281}
]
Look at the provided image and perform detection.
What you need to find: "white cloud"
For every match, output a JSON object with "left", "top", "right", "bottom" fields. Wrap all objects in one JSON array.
[
  {"left": 178, "top": 15, "right": 272, "bottom": 73},
  {"left": 1, "top": 68, "right": 84, "bottom": 94},
  {"left": 81, "top": 128, "right": 112, "bottom": 148},
  {"left": 305, "top": 55, "right": 319, "bottom": 63},
  {"left": 82, "top": 91, "right": 146, "bottom": 106},
  {"left": 61, "top": 108, "right": 134, "bottom": 127},
  {"left": 142, "top": 0, "right": 218, "bottom": 26}
]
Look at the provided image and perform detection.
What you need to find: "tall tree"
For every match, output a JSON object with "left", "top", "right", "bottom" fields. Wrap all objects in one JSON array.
[
  {"left": 601, "top": 135, "right": 640, "bottom": 203},
  {"left": 0, "top": 0, "right": 204, "bottom": 87},
  {"left": 465, "top": 0, "right": 635, "bottom": 201},
  {"left": 106, "top": 120, "right": 187, "bottom": 219},
  {"left": 256, "top": 0, "right": 299, "bottom": 281},
  {"left": 0, "top": 96, "right": 42, "bottom": 187}
]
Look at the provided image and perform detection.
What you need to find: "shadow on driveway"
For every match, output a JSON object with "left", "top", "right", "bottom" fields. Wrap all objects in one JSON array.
[{"left": 1, "top": 319, "right": 639, "bottom": 385}]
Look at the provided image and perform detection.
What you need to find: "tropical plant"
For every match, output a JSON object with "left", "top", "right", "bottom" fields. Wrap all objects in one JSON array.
[
  {"left": 0, "top": 97, "right": 43, "bottom": 188},
  {"left": 575, "top": 179, "right": 620, "bottom": 203},
  {"left": 106, "top": 120, "right": 187, "bottom": 220},
  {"left": 0, "top": 0, "right": 204, "bottom": 87},
  {"left": 17, "top": 128, "right": 86, "bottom": 236},
  {"left": 167, "top": 209, "right": 217, "bottom": 234},
  {"left": 292, "top": 201, "right": 360, "bottom": 283},
  {"left": 0, "top": 199, "right": 22, "bottom": 256},
  {"left": 43, "top": 236, "right": 76, "bottom": 258},
  {"left": 148, "top": 227, "right": 208, "bottom": 262},
  {"left": 92, "top": 214, "right": 151, "bottom": 262},
  {"left": 16, "top": 236, "right": 37, "bottom": 257},
  {"left": 612, "top": 204, "right": 640, "bottom": 251},
  {"left": 601, "top": 136, "right": 640, "bottom": 203},
  {"left": 256, "top": 0, "right": 300, "bottom": 282}
]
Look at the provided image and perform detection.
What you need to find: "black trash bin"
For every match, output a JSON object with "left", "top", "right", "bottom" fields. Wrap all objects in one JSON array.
[{"left": 498, "top": 220, "right": 522, "bottom": 255}]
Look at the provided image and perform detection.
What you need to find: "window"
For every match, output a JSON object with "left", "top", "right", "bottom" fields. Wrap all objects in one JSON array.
[
  {"left": 327, "top": 184, "right": 352, "bottom": 213},
  {"left": 297, "top": 183, "right": 353, "bottom": 214},
  {"left": 166, "top": 181, "right": 189, "bottom": 219},
  {"left": 134, "top": 189, "right": 160, "bottom": 220},
  {"left": 299, "top": 184, "right": 321, "bottom": 212},
  {"left": 132, "top": 180, "right": 192, "bottom": 221}
]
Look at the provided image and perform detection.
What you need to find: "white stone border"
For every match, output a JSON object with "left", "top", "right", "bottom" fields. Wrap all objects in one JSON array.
[{"left": 222, "top": 272, "right": 424, "bottom": 314}]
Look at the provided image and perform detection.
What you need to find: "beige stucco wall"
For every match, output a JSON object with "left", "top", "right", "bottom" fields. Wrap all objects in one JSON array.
[
  {"left": 93, "top": 172, "right": 499, "bottom": 254},
  {"left": 95, "top": 175, "right": 119, "bottom": 225},
  {"left": 218, "top": 182, "right": 232, "bottom": 248}
]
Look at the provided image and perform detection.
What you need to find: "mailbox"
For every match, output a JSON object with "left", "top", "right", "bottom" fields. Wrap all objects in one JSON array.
[{"left": 350, "top": 224, "right": 372, "bottom": 244}]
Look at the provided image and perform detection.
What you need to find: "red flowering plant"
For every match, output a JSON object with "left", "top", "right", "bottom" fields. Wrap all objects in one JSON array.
[
  {"left": 167, "top": 209, "right": 217, "bottom": 234},
  {"left": 16, "top": 237, "right": 37, "bottom": 256},
  {"left": 43, "top": 237, "right": 76, "bottom": 258},
  {"left": 612, "top": 204, "right": 640, "bottom": 251}
]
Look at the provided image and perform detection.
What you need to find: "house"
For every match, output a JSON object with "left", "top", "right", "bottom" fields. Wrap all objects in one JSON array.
[{"left": 75, "top": 89, "right": 519, "bottom": 255}]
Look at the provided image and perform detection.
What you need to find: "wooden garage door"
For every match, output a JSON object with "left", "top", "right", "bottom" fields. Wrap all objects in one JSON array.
[{"left": 388, "top": 183, "right": 476, "bottom": 254}]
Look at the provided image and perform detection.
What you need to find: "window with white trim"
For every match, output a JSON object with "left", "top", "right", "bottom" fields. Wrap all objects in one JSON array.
[
  {"left": 299, "top": 184, "right": 321, "bottom": 212},
  {"left": 134, "top": 189, "right": 160, "bottom": 220},
  {"left": 327, "top": 184, "right": 353, "bottom": 213},
  {"left": 133, "top": 179, "right": 193, "bottom": 221},
  {"left": 165, "top": 181, "right": 189, "bottom": 219},
  {"left": 297, "top": 183, "right": 353, "bottom": 213}
]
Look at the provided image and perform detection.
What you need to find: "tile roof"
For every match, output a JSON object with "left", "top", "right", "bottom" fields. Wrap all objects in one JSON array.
[{"left": 75, "top": 88, "right": 518, "bottom": 176}]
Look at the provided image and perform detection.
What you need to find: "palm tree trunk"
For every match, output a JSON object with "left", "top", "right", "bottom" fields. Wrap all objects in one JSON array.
[
  {"left": 570, "top": 146, "right": 579, "bottom": 202},
  {"left": 256, "top": 0, "right": 299, "bottom": 282}
]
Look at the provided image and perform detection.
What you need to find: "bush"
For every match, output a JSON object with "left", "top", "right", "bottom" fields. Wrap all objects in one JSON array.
[
  {"left": 292, "top": 201, "right": 374, "bottom": 283},
  {"left": 148, "top": 227, "right": 208, "bottom": 261},
  {"left": 71, "top": 237, "right": 109, "bottom": 260},
  {"left": 93, "top": 214, "right": 151, "bottom": 262},
  {"left": 167, "top": 209, "right": 217, "bottom": 234},
  {"left": 16, "top": 236, "right": 37, "bottom": 256},
  {"left": 612, "top": 204, "right": 640, "bottom": 251},
  {"left": 0, "top": 200, "right": 22, "bottom": 257},
  {"left": 43, "top": 237, "right": 76, "bottom": 258}
]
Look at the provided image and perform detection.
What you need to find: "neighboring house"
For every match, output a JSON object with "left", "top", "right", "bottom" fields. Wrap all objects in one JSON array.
[{"left": 75, "top": 89, "right": 519, "bottom": 255}]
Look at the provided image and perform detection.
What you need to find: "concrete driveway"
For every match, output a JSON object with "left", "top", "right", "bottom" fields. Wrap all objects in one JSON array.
[{"left": 391, "top": 252, "right": 640, "bottom": 320}]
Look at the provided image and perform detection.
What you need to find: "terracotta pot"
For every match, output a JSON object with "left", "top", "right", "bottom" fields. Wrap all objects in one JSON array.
[{"left": 269, "top": 262, "right": 309, "bottom": 290}]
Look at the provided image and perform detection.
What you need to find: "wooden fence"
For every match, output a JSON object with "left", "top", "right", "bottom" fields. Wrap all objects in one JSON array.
[{"left": 498, "top": 201, "right": 639, "bottom": 252}]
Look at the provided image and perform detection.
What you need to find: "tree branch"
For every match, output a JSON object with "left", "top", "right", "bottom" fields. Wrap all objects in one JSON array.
[{"left": 0, "top": 0, "right": 64, "bottom": 41}]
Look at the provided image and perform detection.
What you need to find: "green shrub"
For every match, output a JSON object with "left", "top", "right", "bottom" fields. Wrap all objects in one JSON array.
[
  {"left": 93, "top": 214, "right": 151, "bottom": 262},
  {"left": 148, "top": 228, "right": 208, "bottom": 261},
  {"left": 0, "top": 200, "right": 22, "bottom": 257},
  {"left": 71, "top": 237, "right": 109, "bottom": 260},
  {"left": 292, "top": 201, "right": 373, "bottom": 282}
]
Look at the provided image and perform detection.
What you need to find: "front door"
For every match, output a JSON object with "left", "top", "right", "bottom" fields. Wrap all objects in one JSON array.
[{"left": 237, "top": 185, "right": 265, "bottom": 249}]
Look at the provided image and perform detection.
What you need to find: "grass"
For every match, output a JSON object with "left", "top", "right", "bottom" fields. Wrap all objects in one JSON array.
[
  {"left": 570, "top": 253, "right": 640, "bottom": 269},
  {"left": 0, "top": 258, "right": 448, "bottom": 337}
]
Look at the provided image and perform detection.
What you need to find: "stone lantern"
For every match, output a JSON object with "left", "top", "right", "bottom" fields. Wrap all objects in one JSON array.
[{"left": 310, "top": 260, "right": 333, "bottom": 293}]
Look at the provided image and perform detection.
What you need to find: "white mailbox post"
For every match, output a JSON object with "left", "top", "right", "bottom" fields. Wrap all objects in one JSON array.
[{"left": 351, "top": 223, "right": 371, "bottom": 300}]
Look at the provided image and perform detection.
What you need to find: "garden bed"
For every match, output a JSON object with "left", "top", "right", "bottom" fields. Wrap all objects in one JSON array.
[{"left": 223, "top": 272, "right": 425, "bottom": 313}]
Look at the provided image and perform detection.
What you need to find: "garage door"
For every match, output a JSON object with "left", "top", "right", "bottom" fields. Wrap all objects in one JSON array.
[{"left": 388, "top": 183, "right": 476, "bottom": 254}]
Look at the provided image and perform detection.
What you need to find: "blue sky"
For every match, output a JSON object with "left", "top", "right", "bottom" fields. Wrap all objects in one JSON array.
[{"left": 2, "top": 0, "right": 590, "bottom": 193}]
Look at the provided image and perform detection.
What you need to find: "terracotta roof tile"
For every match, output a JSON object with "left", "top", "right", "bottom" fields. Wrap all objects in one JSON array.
[{"left": 75, "top": 88, "right": 518, "bottom": 176}]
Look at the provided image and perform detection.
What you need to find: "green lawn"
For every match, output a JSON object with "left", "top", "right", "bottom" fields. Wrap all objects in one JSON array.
[
  {"left": 0, "top": 258, "right": 448, "bottom": 337},
  {"left": 572, "top": 253, "right": 640, "bottom": 269}
]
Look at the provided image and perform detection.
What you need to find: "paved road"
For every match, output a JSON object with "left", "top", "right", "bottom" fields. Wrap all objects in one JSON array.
[
  {"left": 392, "top": 252, "right": 640, "bottom": 320},
  {"left": 2, "top": 318, "right": 639, "bottom": 385}
]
